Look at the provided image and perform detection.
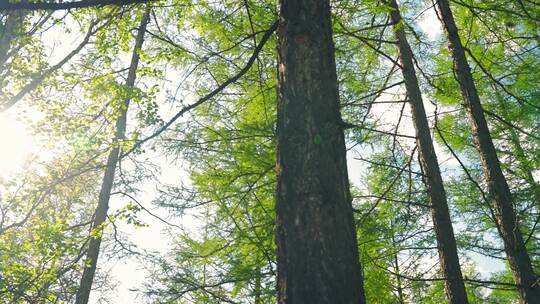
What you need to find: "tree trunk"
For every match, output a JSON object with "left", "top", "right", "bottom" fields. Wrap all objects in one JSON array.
[
  {"left": 0, "top": 9, "right": 26, "bottom": 70},
  {"left": 434, "top": 0, "right": 540, "bottom": 302},
  {"left": 391, "top": 235, "right": 405, "bottom": 304},
  {"left": 254, "top": 266, "right": 262, "bottom": 304},
  {"left": 387, "top": 1, "right": 469, "bottom": 303},
  {"left": 276, "top": 1, "right": 366, "bottom": 303},
  {"left": 74, "top": 9, "right": 150, "bottom": 304}
]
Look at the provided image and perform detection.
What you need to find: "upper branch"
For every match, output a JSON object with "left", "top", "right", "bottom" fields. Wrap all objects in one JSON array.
[{"left": 0, "top": 0, "right": 154, "bottom": 11}]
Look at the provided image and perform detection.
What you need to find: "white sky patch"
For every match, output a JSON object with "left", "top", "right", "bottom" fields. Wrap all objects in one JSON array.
[
  {"left": 533, "top": 169, "right": 540, "bottom": 184},
  {"left": 468, "top": 252, "right": 506, "bottom": 276},
  {"left": 418, "top": 6, "right": 442, "bottom": 41}
]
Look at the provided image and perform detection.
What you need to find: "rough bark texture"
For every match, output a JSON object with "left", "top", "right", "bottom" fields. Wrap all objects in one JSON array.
[
  {"left": 276, "top": 1, "right": 366, "bottom": 303},
  {"left": 435, "top": 0, "right": 540, "bottom": 302},
  {"left": 387, "top": 1, "right": 469, "bottom": 303},
  {"left": 74, "top": 9, "right": 149, "bottom": 304}
]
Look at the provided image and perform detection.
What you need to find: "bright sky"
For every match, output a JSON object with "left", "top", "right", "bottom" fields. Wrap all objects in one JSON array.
[
  {"left": 0, "top": 114, "right": 34, "bottom": 176},
  {"left": 418, "top": 4, "right": 442, "bottom": 41},
  {"left": 0, "top": 4, "right": 507, "bottom": 303}
]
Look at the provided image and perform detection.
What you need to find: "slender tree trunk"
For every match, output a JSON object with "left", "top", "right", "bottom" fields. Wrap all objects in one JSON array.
[
  {"left": 276, "top": 1, "right": 366, "bottom": 303},
  {"left": 254, "top": 266, "right": 262, "bottom": 304},
  {"left": 387, "top": 1, "right": 469, "bottom": 303},
  {"left": 434, "top": 0, "right": 540, "bottom": 302},
  {"left": 391, "top": 235, "right": 405, "bottom": 304},
  {"left": 74, "top": 9, "right": 150, "bottom": 304}
]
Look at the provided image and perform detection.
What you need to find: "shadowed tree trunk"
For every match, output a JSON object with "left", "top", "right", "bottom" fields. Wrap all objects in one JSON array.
[
  {"left": 74, "top": 8, "right": 150, "bottom": 304},
  {"left": 0, "top": 9, "right": 26, "bottom": 70},
  {"left": 254, "top": 265, "right": 262, "bottom": 304},
  {"left": 387, "top": 1, "right": 469, "bottom": 303},
  {"left": 434, "top": 0, "right": 540, "bottom": 302},
  {"left": 275, "top": 0, "right": 366, "bottom": 303}
]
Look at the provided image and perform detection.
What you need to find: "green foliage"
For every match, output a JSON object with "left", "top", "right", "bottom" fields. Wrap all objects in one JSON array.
[{"left": 0, "top": 155, "right": 101, "bottom": 303}]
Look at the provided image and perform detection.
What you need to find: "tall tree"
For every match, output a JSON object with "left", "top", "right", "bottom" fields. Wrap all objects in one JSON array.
[
  {"left": 75, "top": 8, "right": 150, "bottom": 304},
  {"left": 386, "top": 1, "right": 469, "bottom": 302},
  {"left": 434, "top": 0, "right": 540, "bottom": 302},
  {"left": 275, "top": 0, "right": 365, "bottom": 302}
]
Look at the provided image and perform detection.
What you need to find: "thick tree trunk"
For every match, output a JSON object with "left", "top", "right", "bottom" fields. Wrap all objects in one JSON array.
[
  {"left": 435, "top": 0, "right": 540, "bottom": 302},
  {"left": 275, "top": 1, "right": 366, "bottom": 303},
  {"left": 74, "top": 9, "right": 150, "bottom": 304},
  {"left": 387, "top": 1, "right": 469, "bottom": 303},
  {"left": 0, "top": 10, "right": 26, "bottom": 70}
]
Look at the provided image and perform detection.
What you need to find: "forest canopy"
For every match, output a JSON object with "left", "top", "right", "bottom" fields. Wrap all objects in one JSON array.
[{"left": 0, "top": 0, "right": 538, "bottom": 303}]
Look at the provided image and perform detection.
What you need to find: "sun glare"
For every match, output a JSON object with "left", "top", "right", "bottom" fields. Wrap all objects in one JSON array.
[{"left": 0, "top": 114, "right": 36, "bottom": 177}]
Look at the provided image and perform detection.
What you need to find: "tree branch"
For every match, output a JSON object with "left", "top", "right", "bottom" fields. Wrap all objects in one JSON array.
[
  {"left": 122, "top": 20, "right": 278, "bottom": 157},
  {"left": 0, "top": 0, "right": 154, "bottom": 11}
]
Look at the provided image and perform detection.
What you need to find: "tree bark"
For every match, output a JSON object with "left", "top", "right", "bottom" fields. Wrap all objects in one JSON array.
[
  {"left": 276, "top": 1, "right": 366, "bottom": 303},
  {"left": 0, "top": 10, "right": 26, "bottom": 71},
  {"left": 74, "top": 9, "right": 150, "bottom": 304},
  {"left": 387, "top": 1, "right": 469, "bottom": 303},
  {"left": 434, "top": 0, "right": 540, "bottom": 302}
]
